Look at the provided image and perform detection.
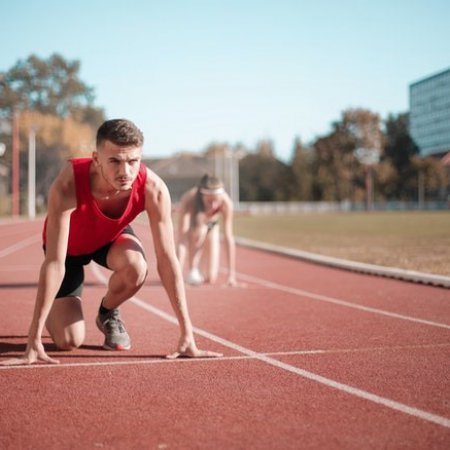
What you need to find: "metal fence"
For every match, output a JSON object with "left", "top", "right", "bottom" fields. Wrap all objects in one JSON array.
[{"left": 238, "top": 201, "right": 449, "bottom": 214}]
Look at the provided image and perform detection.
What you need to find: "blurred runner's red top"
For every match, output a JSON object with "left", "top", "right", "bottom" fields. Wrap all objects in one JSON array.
[{"left": 43, "top": 158, "right": 147, "bottom": 256}]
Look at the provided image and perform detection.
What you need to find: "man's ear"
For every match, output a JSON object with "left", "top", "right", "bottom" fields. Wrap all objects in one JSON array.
[{"left": 92, "top": 151, "right": 100, "bottom": 166}]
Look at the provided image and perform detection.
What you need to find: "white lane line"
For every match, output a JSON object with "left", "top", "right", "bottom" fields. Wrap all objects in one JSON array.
[
  {"left": 0, "top": 234, "right": 41, "bottom": 259},
  {"left": 236, "top": 271, "right": 450, "bottom": 330},
  {"left": 0, "top": 355, "right": 254, "bottom": 370},
  {"left": 0, "top": 350, "right": 372, "bottom": 370},
  {"left": 5, "top": 344, "right": 449, "bottom": 372},
  {"left": 88, "top": 263, "right": 450, "bottom": 429},
  {"left": 270, "top": 342, "right": 450, "bottom": 356}
]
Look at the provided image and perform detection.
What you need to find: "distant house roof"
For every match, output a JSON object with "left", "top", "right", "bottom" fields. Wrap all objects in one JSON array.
[
  {"left": 143, "top": 152, "right": 215, "bottom": 202},
  {"left": 144, "top": 152, "right": 214, "bottom": 178}
]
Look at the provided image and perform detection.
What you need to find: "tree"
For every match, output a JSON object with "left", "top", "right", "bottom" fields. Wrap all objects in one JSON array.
[
  {"left": 343, "top": 109, "right": 384, "bottom": 208},
  {"left": 0, "top": 53, "right": 104, "bottom": 126},
  {"left": 412, "top": 155, "right": 448, "bottom": 202},
  {"left": 379, "top": 113, "right": 419, "bottom": 200},
  {"left": 239, "top": 139, "right": 292, "bottom": 201},
  {"left": 310, "top": 108, "right": 383, "bottom": 204},
  {"left": 18, "top": 111, "right": 96, "bottom": 206},
  {"left": 311, "top": 132, "right": 355, "bottom": 201},
  {"left": 290, "top": 137, "right": 313, "bottom": 201},
  {"left": 0, "top": 54, "right": 105, "bottom": 213}
]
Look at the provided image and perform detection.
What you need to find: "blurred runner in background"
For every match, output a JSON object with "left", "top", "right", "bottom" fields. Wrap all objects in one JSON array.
[{"left": 177, "top": 174, "right": 236, "bottom": 287}]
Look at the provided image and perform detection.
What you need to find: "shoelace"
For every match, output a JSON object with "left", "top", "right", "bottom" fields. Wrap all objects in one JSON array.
[{"left": 103, "top": 312, "right": 126, "bottom": 334}]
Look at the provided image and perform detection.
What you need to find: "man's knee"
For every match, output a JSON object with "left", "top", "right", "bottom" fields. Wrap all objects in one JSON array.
[
  {"left": 124, "top": 257, "right": 148, "bottom": 288},
  {"left": 53, "top": 334, "right": 84, "bottom": 351},
  {"left": 46, "top": 296, "right": 85, "bottom": 350},
  {"left": 50, "top": 325, "right": 85, "bottom": 350}
]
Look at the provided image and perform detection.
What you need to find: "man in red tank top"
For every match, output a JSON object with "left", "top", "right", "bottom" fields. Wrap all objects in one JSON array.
[{"left": 1, "top": 119, "right": 221, "bottom": 365}]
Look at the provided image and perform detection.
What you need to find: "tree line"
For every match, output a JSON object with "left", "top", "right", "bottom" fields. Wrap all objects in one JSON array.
[
  {"left": 0, "top": 54, "right": 105, "bottom": 214},
  {"left": 238, "top": 110, "right": 448, "bottom": 205},
  {"left": 0, "top": 54, "right": 448, "bottom": 215}
]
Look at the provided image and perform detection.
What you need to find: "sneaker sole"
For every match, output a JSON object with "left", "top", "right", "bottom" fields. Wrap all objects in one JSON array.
[{"left": 102, "top": 342, "right": 131, "bottom": 351}]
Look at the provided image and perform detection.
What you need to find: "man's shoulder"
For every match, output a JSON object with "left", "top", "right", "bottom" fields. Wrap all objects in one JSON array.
[
  {"left": 50, "top": 161, "right": 76, "bottom": 198},
  {"left": 144, "top": 166, "right": 164, "bottom": 187},
  {"left": 143, "top": 167, "right": 170, "bottom": 198}
]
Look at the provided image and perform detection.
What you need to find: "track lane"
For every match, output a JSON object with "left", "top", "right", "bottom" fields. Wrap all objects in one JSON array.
[{"left": 1, "top": 219, "right": 450, "bottom": 449}]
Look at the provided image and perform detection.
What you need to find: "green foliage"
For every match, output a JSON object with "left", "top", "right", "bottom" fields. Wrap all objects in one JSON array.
[
  {"left": 378, "top": 113, "right": 419, "bottom": 199},
  {"left": 0, "top": 53, "right": 106, "bottom": 212},
  {"left": 239, "top": 139, "right": 294, "bottom": 201},
  {"left": 238, "top": 109, "right": 448, "bottom": 204},
  {"left": 290, "top": 138, "right": 313, "bottom": 201},
  {"left": 0, "top": 53, "right": 104, "bottom": 126}
]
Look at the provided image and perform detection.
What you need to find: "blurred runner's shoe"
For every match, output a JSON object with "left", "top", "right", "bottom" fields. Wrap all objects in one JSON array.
[{"left": 186, "top": 268, "right": 204, "bottom": 285}]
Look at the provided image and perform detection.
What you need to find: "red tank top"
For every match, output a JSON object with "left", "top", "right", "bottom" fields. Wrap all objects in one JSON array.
[{"left": 43, "top": 158, "right": 147, "bottom": 255}]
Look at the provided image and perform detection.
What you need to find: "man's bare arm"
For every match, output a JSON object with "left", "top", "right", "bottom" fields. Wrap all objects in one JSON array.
[
  {"left": 145, "top": 171, "right": 221, "bottom": 358},
  {"left": 175, "top": 191, "right": 193, "bottom": 273},
  {"left": 1, "top": 164, "right": 75, "bottom": 366}
]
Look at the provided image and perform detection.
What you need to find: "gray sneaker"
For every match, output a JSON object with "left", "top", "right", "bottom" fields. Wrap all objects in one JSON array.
[{"left": 96, "top": 309, "right": 131, "bottom": 350}]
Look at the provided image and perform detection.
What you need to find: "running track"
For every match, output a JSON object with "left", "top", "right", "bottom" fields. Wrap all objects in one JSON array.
[{"left": 1, "top": 218, "right": 449, "bottom": 449}]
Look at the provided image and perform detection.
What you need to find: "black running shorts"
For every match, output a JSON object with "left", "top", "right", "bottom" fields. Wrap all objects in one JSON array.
[{"left": 44, "top": 225, "right": 143, "bottom": 299}]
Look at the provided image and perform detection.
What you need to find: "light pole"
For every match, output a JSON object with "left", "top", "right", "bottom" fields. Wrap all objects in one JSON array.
[
  {"left": 28, "top": 126, "right": 37, "bottom": 218},
  {"left": 11, "top": 110, "right": 20, "bottom": 216},
  {"left": 355, "top": 147, "right": 380, "bottom": 210}
]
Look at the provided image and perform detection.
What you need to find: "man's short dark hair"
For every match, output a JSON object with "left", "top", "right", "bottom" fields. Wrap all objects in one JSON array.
[{"left": 96, "top": 119, "right": 144, "bottom": 148}]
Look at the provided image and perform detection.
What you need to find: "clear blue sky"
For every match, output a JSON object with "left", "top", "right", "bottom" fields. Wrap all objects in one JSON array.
[{"left": 1, "top": 0, "right": 449, "bottom": 161}]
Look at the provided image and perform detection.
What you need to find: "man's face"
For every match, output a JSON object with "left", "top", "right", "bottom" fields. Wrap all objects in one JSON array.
[{"left": 94, "top": 140, "right": 142, "bottom": 191}]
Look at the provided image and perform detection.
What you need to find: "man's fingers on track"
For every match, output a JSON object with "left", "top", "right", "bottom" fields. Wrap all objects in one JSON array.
[
  {"left": 0, "top": 358, "right": 32, "bottom": 366},
  {"left": 0, "top": 355, "right": 60, "bottom": 366},
  {"left": 165, "top": 350, "right": 222, "bottom": 359},
  {"left": 41, "top": 356, "right": 60, "bottom": 364}
]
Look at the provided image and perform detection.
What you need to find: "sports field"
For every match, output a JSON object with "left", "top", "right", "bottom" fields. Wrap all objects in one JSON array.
[{"left": 234, "top": 211, "right": 450, "bottom": 277}]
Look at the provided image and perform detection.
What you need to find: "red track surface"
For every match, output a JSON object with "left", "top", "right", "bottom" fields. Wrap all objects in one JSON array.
[{"left": 1, "top": 218, "right": 450, "bottom": 449}]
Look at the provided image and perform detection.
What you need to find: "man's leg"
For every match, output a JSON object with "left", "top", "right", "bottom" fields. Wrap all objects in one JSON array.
[
  {"left": 45, "top": 257, "right": 86, "bottom": 350},
  {"left": 46, "top": 297, "right": 85, "bottom": 350},
  {"left": 102, "top": 233, "right": 148, "bottom": 309},
  {"left": 96, "top": 233, "right": 147, "bottom": 350}
]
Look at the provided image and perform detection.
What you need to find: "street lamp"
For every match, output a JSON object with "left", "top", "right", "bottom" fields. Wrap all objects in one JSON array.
[{"left": 28, "top": 126, "right": 37, "bottom": 218}]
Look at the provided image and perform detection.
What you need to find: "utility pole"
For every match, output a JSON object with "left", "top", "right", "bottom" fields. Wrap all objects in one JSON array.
[
  {"left": 12, "top": 110, "right": 20, "bottom": 217},
  {"left": 28, "top": 127, "right": 36, "bottom": 218}
]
